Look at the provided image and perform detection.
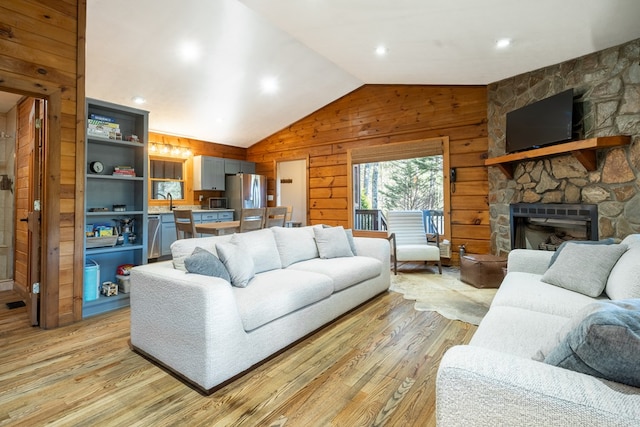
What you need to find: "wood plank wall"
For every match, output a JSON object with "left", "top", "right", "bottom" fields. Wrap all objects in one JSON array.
[
  {"left": 148, "top": 132, "right": 246, "bottom": 207},
  {"left": 247, "top": 85, "right": 491, "bottom": 260},
  {"left": 0, "top": 0, "right": 83, "bottom": 328}
]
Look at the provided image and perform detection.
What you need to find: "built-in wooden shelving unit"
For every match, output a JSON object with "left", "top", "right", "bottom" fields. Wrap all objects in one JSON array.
[{"left": 485, "top": 136, "right": 631, "bottom": 178}]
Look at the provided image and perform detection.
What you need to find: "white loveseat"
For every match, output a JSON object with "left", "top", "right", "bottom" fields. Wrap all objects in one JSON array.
[
  {"left": 130, "top": 225, "right": 390, "bottom": 393},
  {"left": 437, "top": 234, "right": 640, "bottom": 426}
]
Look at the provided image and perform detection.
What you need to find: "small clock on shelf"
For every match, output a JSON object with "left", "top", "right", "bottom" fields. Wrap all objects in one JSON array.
[{"left": 89, "top": 161, "right": 104, "bottom": 174}]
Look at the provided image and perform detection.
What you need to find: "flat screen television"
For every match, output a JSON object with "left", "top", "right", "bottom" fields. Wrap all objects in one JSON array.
[{"left": 506, "top": 88, "right": 575, "bottom": 153}]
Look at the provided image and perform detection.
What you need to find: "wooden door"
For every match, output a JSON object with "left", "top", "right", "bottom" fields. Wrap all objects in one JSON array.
[{"left": 14, "top": 98, "right": 44, "bottom": 326}]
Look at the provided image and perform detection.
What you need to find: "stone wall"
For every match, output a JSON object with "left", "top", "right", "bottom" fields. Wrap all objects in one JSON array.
[{"left": 488, "top": 38, "right": 640, "bottom": 255}]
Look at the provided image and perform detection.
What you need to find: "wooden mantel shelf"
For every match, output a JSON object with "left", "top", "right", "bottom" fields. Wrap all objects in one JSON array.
[{"left": 485, "top": 135, "right": 631, "bottom": 179}]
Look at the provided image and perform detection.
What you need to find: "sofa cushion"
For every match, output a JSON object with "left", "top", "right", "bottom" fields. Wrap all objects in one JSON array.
[
  {"left": 606, "top": 245, "right": 640, "bottom": 300},
  {"left": 216, "top": 235, "right": 255, "bottom": 288},
  {"left": 491, "top": 272, "right": 606, "bottom": 318},
  {"left": 620, "top": 234, "right": 640, "bottom": 249},
  {"left": 314, "top": 226, "right": 354, "bottom": 259},
  {"left": 542, "top": 299, "right": 640, "bottom": 388},
  {"left": 171, "top": 234, "right": 233, "bottom": 271},
  {"left": 233, "top": 269, "right": 334, "bottom": 331},
  {"left": 540, "top": 242, "right": 627, "bottom": 297},
  {"left": 235, "top": 228, "right": 282, "bottom": 274},
  {"left": 184, "top": 247, "right": 231, "bottom": 282},
  {"left": 470, "top": 306, "right": 569, "bottom": 358},
  {"left": 288, "top": 256, "right": 382, "bottom": 292},
  {"left": 272, "top": 226, "right": 320, "bottom": 267}
]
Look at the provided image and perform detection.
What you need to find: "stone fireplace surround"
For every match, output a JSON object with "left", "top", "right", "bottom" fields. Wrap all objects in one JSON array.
[{"left": 488, "top": 38, "right": 640, "bottom": 255}]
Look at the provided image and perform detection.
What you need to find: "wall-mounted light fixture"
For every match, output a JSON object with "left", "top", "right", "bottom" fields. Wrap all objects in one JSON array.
[{"left": 149, "top": 143, "right": 192, "bottom": 157}]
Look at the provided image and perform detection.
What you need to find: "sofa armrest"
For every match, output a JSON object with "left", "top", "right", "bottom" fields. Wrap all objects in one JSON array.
[
  {"left": 437, "top": 345, "right": 640, "bottom": 427},
  {"left": 130, "top": 261, "right": 248, "bottom": 390},
  {"left": 507, "top": 249, "right": 554, "bottom": 275},
  {"left": 354, "top": 236, "right": 391, "bottom": 271}
]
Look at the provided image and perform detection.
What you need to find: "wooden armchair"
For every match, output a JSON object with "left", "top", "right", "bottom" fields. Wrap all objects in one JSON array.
[{"left": 387, "top": 210, "right": 441, "bottom": 274}]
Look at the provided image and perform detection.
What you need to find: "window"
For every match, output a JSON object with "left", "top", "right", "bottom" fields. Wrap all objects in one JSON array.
[
  {"left": 150, "top": 158, "right": 186, "bottom": 200},
  {"left": 348, "top": 137, "right": 451, "bottom": 239}
]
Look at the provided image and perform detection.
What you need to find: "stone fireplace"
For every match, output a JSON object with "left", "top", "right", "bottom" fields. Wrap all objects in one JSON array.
[
  {"left": 510, "top": 203, "right": 598, "bottom": 250},
  {"left": 487, "top": 38, "right": 640, "bottom": 255}
]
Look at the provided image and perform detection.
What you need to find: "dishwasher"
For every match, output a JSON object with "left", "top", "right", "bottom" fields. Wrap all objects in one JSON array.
[{"left": 147, "top": 215, "right": 161, "bottom": 259}]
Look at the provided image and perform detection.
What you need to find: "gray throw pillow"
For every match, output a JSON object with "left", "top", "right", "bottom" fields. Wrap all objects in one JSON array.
[
  {"left": 548, "top": 238, "right": 615, "bottom": 267},
  {"left": 540, "top": 242, "right": 627, "bottom": 297},
  {"left": 344, "top": 228, "right": 358, "bottom": 256},
  {"left": 543, "top": 299, "right": 640, "bottom": 388},
  {"left": 216, "top": 235, "right": 255, "bottom": 287},
  {"left": 184, "top": 247, "right": 231, "bottom": 282},
  {"left": 314, "top": 226, "right": 354, "bottom": 259}
]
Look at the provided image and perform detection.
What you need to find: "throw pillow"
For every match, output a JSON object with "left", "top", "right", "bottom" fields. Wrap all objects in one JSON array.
[
  {"left": 272, "top": 226, "right": 320, "bottom": 267},
  {"left": 548, "top": 238, "right": 615, "bottom": 267},
  {"left": 344, "top": 228, "right": 358, "bottom": 256},
  {"left": 184, "top": 247, "right": 231, "bottom": 282},
  {"left": 542, "top": 299, "right": 640, "bottom": 388},
  {"left": 235, "top": 228, "right": 282, "bottom": 274},
  {"left": 540, "top": 242, "right": 628, "bottom": 297},
  {"left": 605, "top": 245, "right": 640, "bottom": 299},
  {"left": 216, "top": 235, "right": 255, "bottom": 287},
  {"left": 314, "top": 226, "right": 354, "bottom": 259}
]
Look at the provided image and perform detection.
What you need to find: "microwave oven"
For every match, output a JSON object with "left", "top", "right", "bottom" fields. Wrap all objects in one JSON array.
[{"left": 208, "top": 197, "right": 227, "bottom": 209}]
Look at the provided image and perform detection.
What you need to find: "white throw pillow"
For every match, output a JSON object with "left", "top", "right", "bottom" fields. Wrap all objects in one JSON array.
[
  {"left": 272, "top": 226, "right": 320, "bottom": 267},
  {"left": 314, "top": 226, "right": 354, "bottom": 259},
  {"left": 606, "top": 245, "right": 640, "bottom": 299},
  {"left": 540, "top": 242, "right": 628, "bottom": 297},
  {"left": 235, "top": 228, "right": 282, "bottom": 274},
  {"left": 216, "top": 235, "right": 255, "bottom": 287}
]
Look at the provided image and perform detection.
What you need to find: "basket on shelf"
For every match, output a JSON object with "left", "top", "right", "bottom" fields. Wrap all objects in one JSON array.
[{"left": 86, "top": 234, "right": 119, "bottom": 248}]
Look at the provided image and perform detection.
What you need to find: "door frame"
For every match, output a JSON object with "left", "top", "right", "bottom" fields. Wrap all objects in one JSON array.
[{"left": 274, "top": 157, "right": 309, "bottom": 226}]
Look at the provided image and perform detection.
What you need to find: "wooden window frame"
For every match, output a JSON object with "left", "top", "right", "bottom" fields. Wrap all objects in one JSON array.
[{"left": 347, "top": 137, "right": 451, "bottom": 244}]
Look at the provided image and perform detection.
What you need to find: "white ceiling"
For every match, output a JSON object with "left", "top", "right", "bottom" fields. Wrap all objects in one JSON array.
[{"left": 5, "top": 1, "right": 640, "bottom": 147}]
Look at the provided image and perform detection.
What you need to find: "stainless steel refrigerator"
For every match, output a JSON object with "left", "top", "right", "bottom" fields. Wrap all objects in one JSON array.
[{"left": 225, "top": 174, "right": 267, "bottom": 220}]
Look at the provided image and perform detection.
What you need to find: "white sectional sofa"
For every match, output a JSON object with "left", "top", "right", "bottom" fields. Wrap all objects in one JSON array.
[
  {"left": 437, "top": 234, "right": 640, "bottom": 426},
  {"left": 130, "top": 225, "right": 390, "bottom": 393}
]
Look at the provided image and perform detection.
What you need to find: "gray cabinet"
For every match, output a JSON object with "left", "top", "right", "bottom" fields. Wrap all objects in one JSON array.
[
  {"left": 160, "top": 214, "right": 177, "bottom": 256},
  {"left": 224, "top": 159, "right": 255, "bottom": 174},
  {"left": 84, "top": 98, "right": 148, "bottom": 318},
  {"left": 193, "top": 156, "right": 225, "bottom": 190}
]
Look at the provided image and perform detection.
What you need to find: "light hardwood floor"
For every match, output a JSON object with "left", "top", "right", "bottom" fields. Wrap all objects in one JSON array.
[{"left": 0, "top": 280, "right": 475, "bottom": 426}]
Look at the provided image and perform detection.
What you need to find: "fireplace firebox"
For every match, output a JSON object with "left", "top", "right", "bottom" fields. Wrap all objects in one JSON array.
[{"left": 510, "top": 203, "right": 598, "bottom": 250}]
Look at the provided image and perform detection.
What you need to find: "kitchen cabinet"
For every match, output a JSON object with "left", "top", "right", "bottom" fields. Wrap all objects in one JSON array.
[
  {"left": 84, "top": 98, "right": 148, "bottom": 318},
  {"left": 193, "top": 156, "right": 225, "bottom": 190},
  {"left": 224, "top": 159, "right": 256, "bottom": 174}
]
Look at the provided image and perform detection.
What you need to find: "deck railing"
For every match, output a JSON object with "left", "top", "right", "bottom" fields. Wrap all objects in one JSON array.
[
  {"left": 354, "top": 209, "right": 387, "bottom": 231},
  {"left": 354, "top": 209, "right": 444, "bottom": 234}
]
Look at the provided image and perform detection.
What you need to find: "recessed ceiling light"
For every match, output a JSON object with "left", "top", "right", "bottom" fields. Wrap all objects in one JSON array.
[
  {"left": 496, "top": 38, "right": 512, "bottom": 49},
  {"left": 179, "top": 40, "right": 201, "bottom": 62},
  {"left": 261, "top": 76, "right": 279, "bottom": 94},
  {"left": 132, "top": 96, "right": 146, "bottom": 105},
  {"left": 375, "top": 45, "right": 388, "bottom": 56}
]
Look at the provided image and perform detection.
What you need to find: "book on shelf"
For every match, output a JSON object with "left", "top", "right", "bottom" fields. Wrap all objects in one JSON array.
[
  {"left": 89, "top": 113, "right": 116, "bottom": 123},
  {"left": 113, "top": 166, "right": 136, "bottom": 176}
]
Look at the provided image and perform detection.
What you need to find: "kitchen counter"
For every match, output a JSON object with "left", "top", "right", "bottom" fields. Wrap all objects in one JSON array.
[{"left": 148, "top": 207, "right": 234, "bottom": 214}]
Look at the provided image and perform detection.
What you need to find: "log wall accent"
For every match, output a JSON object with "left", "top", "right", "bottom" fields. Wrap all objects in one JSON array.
[
  {"left": 1, "top": 0, "right": 84, "bottom": 328},
  {"left": 247, "top": 85, "right": 490, "bottom": 260}
]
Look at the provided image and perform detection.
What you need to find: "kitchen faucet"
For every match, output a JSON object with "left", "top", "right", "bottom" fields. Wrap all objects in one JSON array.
[{"left": 167, "top": 192, "right": 174, "bottom": 211}]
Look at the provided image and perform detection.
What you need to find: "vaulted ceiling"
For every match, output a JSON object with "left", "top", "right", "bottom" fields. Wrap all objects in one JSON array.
[{"left": 6, "top": 1, "right": 640, "bottom": 148}]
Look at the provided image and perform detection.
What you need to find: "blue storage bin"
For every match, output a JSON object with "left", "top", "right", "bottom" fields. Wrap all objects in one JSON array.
[{"left": 83, "top": 259, "right": 100, "bottom": 302}]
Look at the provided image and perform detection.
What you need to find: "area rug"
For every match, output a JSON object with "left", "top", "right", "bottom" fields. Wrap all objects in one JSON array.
[{"left": 390, "top": 266, "right": 497, "bottom": 325}]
